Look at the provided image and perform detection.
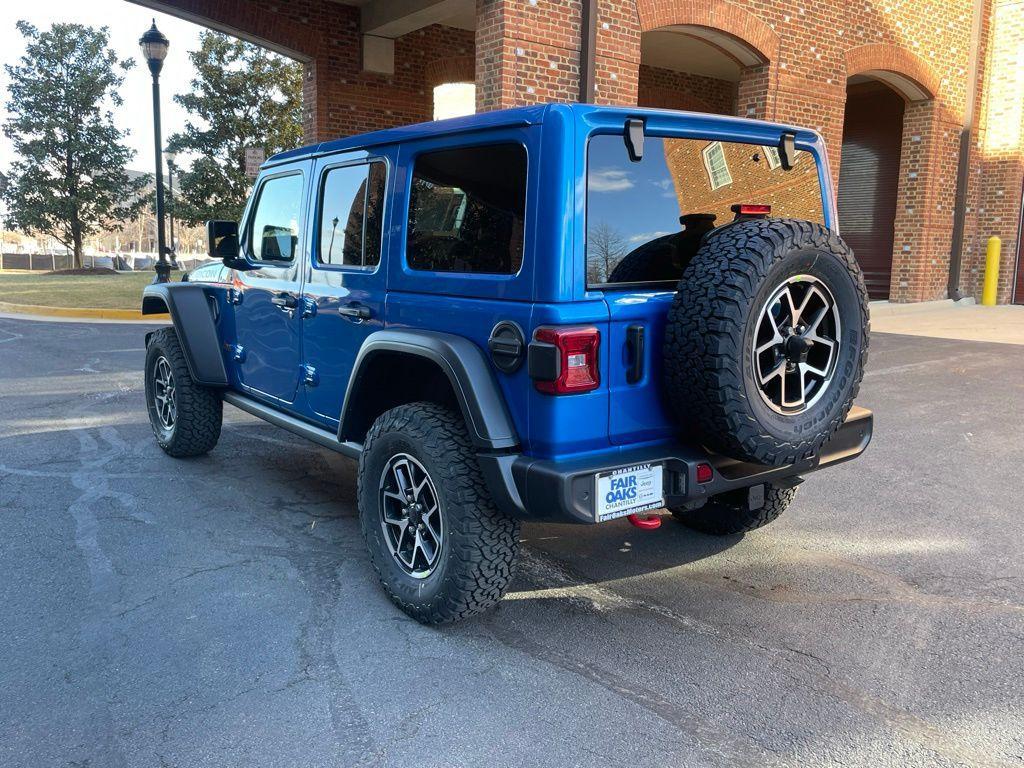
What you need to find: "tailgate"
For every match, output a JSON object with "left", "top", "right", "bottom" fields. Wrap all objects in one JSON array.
[{"left": 605, "top": 289, "right": 677, "bottom": 446}]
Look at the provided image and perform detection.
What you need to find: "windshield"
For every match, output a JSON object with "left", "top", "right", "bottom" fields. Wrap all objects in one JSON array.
[{"left": 586, "top": 134, "right": 825, "bottom": 287}]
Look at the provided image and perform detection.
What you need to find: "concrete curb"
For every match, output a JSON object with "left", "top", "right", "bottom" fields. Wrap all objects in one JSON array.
[
  {"left": 868, "top": 299, "right": 956, "bottom": 317},
  {"left": 0, "top": 300, "right": 165, "bottom": 321}
]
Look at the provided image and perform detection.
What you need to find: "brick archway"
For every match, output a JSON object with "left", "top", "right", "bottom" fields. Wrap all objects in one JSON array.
[
  {"left": 424, "top": 56, "right": 475, "bottom": 90},
  {"left": 844, "top": 44, "right": 941, "bottom": 103},
  {"left": 840, "top": 45, "right": 946, "bottom": 302},
  {"left": 634, "top": 0, "right": 780, "bottom": 63},
  {"left": 632, "top": 0, "right": 778, "bottom": 120}
]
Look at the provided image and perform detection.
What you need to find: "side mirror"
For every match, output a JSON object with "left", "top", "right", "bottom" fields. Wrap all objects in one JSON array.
[{"left": 206, "top": 220, "right": 248, "bottom": 269}]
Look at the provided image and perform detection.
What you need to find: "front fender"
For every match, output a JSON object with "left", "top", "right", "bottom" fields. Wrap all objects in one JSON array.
[{"left": 142, "top": 283, "right": 228, "bottom": 387}]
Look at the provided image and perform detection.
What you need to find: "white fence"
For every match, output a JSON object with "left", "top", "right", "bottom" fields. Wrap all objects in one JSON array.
[{"left": 0, "top": 252, "right": 215, "bottom": 272}]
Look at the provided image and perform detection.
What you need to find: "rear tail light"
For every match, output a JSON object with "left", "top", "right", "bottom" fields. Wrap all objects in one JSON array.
[
  {"left": 732, "top": 203, "right": 771, "bottom": 217},
  {"left": 530, "top": 326, "right": 600, "bottom": 395},
  {"left": 696, "top": 462, "right": 714, "bottom": 484}
]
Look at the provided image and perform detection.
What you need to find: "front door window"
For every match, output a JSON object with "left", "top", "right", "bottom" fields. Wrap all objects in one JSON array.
[
  {"left": 250, "top": 174, "right": 303, "bottom": 263},
  {"left": 233, "top": 170, "right": 306, "bottom": 403}
]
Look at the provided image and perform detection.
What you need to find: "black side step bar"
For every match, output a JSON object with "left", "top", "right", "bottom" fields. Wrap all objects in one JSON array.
[{"left": 222, "top": 392, "right": 362, "bottom": 459}]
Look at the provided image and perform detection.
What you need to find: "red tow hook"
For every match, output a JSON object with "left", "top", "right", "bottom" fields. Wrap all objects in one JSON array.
[{"left": 627, "top": 513, "right": 662, "bottom": 530}]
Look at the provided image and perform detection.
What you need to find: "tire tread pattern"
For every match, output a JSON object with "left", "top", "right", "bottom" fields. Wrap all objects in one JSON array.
[
  {"left": 146, "top": 326, "right": 222, "bottom": 457},
  {"left": 664, "top": 218, "right": 870, "bottom": 466},
  {"left": 358, "top": 403, "right": 519, "bottom": 624}
]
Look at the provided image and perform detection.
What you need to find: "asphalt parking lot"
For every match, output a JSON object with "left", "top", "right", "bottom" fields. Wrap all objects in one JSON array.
[{"left": 1, "top": 315, "right": 1022, "bottom": 768}]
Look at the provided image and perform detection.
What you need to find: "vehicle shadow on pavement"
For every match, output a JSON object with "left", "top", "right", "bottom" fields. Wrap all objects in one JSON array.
[
  {"left": 519, "top": 518, "right": 741, "bottom": 579},
  {"left": 224, "top": 418, "right": 742, "bottom": 584}
]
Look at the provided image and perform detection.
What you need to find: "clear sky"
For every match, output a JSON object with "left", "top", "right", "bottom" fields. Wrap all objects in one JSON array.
[{"left": 0, "top": 0, "right": 210, "bottom": 178}]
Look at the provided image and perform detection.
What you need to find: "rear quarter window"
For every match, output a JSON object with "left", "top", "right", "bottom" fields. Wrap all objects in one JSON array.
[
  {"left": 586, "top": 135, "right": 824, "bottom": 287},
  {"left": 407, "top": 143, "right": 527, "bottom": 275}
]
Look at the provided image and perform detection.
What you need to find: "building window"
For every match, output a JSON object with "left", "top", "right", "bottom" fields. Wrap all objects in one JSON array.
[
  {"left": 702, "top": 141, "right": 732, "bottom": 190},
  {"left": 407, "top": 143, "right": 526, "bottom": 275},
  {"left": 317, "top": 161, "right": 386, "bottom": 268}
]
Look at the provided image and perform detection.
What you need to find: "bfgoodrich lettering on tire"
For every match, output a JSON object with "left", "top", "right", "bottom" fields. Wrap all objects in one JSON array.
[
  {"left": 664, "top": 218, "right": 869, "bottom": 467},
  {"left": 357, "top": 402, "right": 519, "bottom": 624}
]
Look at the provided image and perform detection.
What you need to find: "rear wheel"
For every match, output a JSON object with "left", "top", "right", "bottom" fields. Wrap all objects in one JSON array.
[
  {"left": 144, "top": 327, "right": 222, "bottom": 457},
  {"left": 671, "top": 483, "right": 798, "bottom": 535},
  {"left": 357, "top": 403, "right": 520, "bottom": 624}
]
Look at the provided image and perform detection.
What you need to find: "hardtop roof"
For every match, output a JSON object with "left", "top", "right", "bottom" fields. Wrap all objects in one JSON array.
[{"left": 264, "top": 103, "right": 819, "bottom": 167}]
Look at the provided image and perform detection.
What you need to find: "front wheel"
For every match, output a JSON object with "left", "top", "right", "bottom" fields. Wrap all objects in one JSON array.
[
  {"left": 144, "top": 327, "right": 222, "bottom": 457},
  {"left": 357, "top": 403, "right": 520, "bottom": 624}
]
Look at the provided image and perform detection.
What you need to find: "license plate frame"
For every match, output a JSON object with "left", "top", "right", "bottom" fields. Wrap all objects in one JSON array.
[{"left": 594, "top": 463, "right": 664, "bottom": 522}]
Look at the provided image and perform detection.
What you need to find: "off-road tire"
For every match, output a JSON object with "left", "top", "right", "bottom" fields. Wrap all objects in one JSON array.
[
  {"left": 664, "top": 218, "right": 869, "bottom": 466},
  {"left": 671, "top": 483, "right": 798, "bottom": 535},
  {"left": 357, "top": 403, "right": 520, "bottom": 624},
  {"left": 144, "top": 327, "right": 222, "bottom": 457}
]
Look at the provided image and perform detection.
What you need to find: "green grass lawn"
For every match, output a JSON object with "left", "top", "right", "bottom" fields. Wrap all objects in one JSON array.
[{"left": 0, "top": 271, "right": 156, "bottom": 309}]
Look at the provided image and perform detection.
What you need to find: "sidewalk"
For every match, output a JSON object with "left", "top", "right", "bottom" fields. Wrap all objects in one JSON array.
[{"left": 870, "top": 299, "right": 1024, "bottom": 345}]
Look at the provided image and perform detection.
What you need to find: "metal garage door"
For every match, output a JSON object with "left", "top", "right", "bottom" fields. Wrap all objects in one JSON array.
[{"left": 838, "top": 82, "right": 905, "bottom": 300}]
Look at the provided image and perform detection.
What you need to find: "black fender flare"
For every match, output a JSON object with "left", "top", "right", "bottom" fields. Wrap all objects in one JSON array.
[
  {"left": 339, "top": 329, "right": 519, "bottom": 451},
  {"left": 142, "top": 283, "right": 228, "bottom": 387}
]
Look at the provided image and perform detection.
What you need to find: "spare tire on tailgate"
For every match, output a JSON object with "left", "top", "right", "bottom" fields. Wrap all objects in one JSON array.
[{"left": 664, "top": 218, "right": 869, "bottom": 467}]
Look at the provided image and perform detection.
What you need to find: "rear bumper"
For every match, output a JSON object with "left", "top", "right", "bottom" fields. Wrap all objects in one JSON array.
[{"left": 480, "top": 406, "right": 873, "bottom": 524}]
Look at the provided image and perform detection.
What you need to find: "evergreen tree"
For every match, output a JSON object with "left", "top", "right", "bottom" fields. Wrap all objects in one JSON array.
[
  {"left": 168, "top": 31, "right": 303, "bottom": 225},
  {"left": 1, "top": 22, "right": 147, "bottom": 268}
]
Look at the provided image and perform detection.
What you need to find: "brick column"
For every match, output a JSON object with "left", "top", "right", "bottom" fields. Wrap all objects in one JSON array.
[
  {"left": 306, "top": 22, "right": 474, "bottom": 141},
  {"left": 736, "top": 64, "right": 771, "bottom": 119},
  {"left": 475, "top": 0, "right": 585, "bottom": 111},
  {"left": 964, "top": 0, "right": 1024, "bottom": 302},
  {"left": 888, "top": 101, "right": 962, "bottom": 302},
  {"left": 593, "top": 0, "right": 641, "bottom": 105}
]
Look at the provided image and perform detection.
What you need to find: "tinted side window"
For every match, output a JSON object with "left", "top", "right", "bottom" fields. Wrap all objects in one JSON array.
[
  {"left": 318, "top": 161, "right": 386, "bottom": 268},
  {"left": 250, "top": 174, "right": 303, "bottom": 262},
  {"left": 407, "top": 143, "right": 526, "bottom": 274}
]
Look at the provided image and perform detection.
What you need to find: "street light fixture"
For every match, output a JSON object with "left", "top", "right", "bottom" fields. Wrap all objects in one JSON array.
[
  {"left": 164, "top": 148, "right": 178, "bottom": 267},
  {"left": 140, "top": 20, "right": 171, "bottom": 284}
]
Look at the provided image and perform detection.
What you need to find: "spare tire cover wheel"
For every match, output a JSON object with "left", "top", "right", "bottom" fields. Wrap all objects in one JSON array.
[{"left": 663, "top": 219, "right": 869, "bottom": 467}]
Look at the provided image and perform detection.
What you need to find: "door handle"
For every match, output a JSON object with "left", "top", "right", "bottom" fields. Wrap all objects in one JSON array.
[
  {"left": 626, "top": 324, "right": 645, "bottom": 384},
  {"left": 338, "top": 303, "right": 372, "bottom": 320},
  {"left": 271, "top": 293, "right": 297, "bottom": 311}
]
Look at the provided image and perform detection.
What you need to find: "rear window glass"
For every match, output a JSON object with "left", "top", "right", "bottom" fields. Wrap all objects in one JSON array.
[
  {"left": 318, "top": 161, "right": 386, "bottom": 269},
  {"left": 586, "top": 135, "right": 824, "bottom": 287},
  {"left": 407, "top": 143, "right": 526, "bottom": 275}
]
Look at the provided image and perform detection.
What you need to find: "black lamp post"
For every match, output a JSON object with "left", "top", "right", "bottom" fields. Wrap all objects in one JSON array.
[
  {"left": 164, "top": 148, "right": 178, "bottom": 267},
  {"left": 139, "top": 20, "right": 171, "bottom": 284}
]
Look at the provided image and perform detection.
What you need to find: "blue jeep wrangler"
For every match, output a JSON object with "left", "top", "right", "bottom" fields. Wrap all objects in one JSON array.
[{"left": 142, "top": 104, "right": 872, "bottom": 624}]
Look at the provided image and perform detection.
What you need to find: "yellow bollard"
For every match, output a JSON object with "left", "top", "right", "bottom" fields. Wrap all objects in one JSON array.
[{"left": 982, "top": 236, "right": 1001, "bottom": 306}]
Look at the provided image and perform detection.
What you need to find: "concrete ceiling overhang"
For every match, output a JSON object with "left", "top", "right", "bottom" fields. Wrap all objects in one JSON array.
[{"left": 331, "top": 0, "right": 475, "bottom": 37}]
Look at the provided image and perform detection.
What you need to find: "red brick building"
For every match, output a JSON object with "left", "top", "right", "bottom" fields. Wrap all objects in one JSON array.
[{"left": 129, "top": 0, "right": 1024, "bottom": 304}]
